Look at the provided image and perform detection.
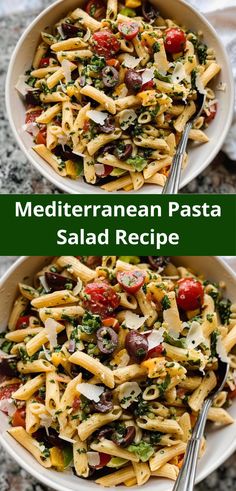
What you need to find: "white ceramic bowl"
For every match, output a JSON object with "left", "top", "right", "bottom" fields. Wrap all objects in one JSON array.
[
  {"left": 0, "top": 256, "right": 236, "bottom": 491},
  {"left": 5, "top": 0, "right": 234, "bottom": 194}
]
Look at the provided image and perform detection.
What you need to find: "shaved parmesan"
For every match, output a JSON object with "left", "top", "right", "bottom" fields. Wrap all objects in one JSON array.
[
  {"left": 40, "top": 414, "right": 53, "bottom": 435},
  {"left": 216, "top": 336, "right": 230, "bottom": 363},
  {"left": 39, "top": 275, "right": 50, "bottom": 293},
  {"left": 118, "top": 382, "right": 141, "bottom": 409},
  {"left": 59, "top": 434, "right": 76, "bottom": 444},
  {"left": 22, "top": 122, "right": 40, "bottom": 138},
  {"left": 57, "top": 134, "right": 70, "bottom": 150},
  {"left": 0, "top": 351, "right": 16, "bottom": 359},
  {"left": 57, "top": 25, "right": 66, "bottom": 39},
  {"left": 15, "top": 75, "right": 39, "bottom": 96},
  {"left": 87, "top": 451, "right": 100, "bottom": 467},
  {"left": 61, "top": 59, "right": 72, "bottom": 84},
  {"left": 119, "top": 109, "right": 137, "bottom": 130},
  {"left": 123, "top": 55, "right": 141, "bottom": 69},
  {"left": 87, "top": 110, "right": 108, "bottom": 125},
  {"left": 142, "top": 68, "right": 155, "bottom": 85},
  {"left": 95, "top": 163, "right": 105, "bottom": 176},
  {"left": 76, "top": 383, "right": 104, "bottom": 402},
  {"left": 72, "top": 150, "right": 85, "bottom": 158},
  {"left": 45, "top": 318, "right": 58, "bottom": 349},
  {"left": 124, "top": 311, "right": 147, "bottom": 330},
  {"left": 195, "top": 74, "right": 206, "bottom": 95},
  {"left": 83, "top": 28, "right": 91, "bottom": 42},
  {"left": 171, "top": 62, "right": 186, "bottom": 84},
  {"left": 186, "top": 321, "right": 205, "bottom": 349},
  {"left": 42, "top": 345, "right": 51, "bottom": 361},
  {"left": 147, "top": 328, "right": 164, "bottom": 350},
  {"left": 73, "top": 278, "right": 83, "bottom": 296},
  {"left": 168, "top": 329, "right": 180, "bottom": 340},
  {"left": 0, "top": 398, "right": 16, "bottom": 417}
]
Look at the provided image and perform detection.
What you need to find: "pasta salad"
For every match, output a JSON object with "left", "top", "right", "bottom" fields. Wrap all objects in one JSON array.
[
  {"left": 17, "top": 0, "right": 221, "bottom": 192},
  {"left": 1, "top": 256, "right": 236, "bottom": 486}
]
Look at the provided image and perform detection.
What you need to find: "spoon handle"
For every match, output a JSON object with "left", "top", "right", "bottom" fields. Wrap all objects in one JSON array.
[
  {"left": 162, "top": 121, "right": 192, "bottom": 194},
  {"left": 172, "top": 398, "right": 212, "bottom": 491}
]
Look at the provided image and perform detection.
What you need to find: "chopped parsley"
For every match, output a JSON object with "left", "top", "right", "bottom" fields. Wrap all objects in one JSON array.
[
  {"left": 217, "top": 298, "right": 232, "bottom": 325},
  {"left": 80, "top": 311, "right": 101, "bottom": 334},
  {"left": 161, "top": 295, "right": 171, "bottom": 310}
]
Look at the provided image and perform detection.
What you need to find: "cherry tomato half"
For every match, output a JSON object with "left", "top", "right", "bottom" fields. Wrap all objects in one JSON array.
[
  {"left": 91, "top": 31, "right": 120, "bottom": 59},
  {"left": 83, "top": 282, "right": 120, "bottom": 317},
  {"left": 148, "top": 344, "right": 163, "bottom": 358},
  {"left": 86, "top": 0, "right": 106, "bottom": 20},
  {"left": 12, "top": 407, "right": 26, "bottom": 428},
  {"left": 176, "top": 278, "right": 204, "bottom": 311},
  {"left": 205, "top": 103, "right": 217, "bottom": 124},
  {"left": 35, "top": 127, "right": 47, "bottom": 145},
  {"left": 39, "top": 57, "right": 50, "bottom": 68},
  {"left": 94, "top": 452, "right": 111, "bottom": 469},
  {"left": 0, "top": 384, "right": 20, "bottom": 401},
  {"left": 117, "top": 270, "right": 145, "bottom": 294},
  {"left": 118, "top": 22, "right": 139, "bottom": 41},
  {"left": 16, "top": 315, "right": 31, "bottom": 330},
  {"left": 25, "top": 110, "right": 42, "bottom": 124},
  {"left": 164, "top": 28, "right": 186, "bottom": 54}
]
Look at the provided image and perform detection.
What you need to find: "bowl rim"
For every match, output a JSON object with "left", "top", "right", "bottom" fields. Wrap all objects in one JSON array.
[
  {"left": 0, "top": 255, "right": 236, "bottom": 490},
  {"left": 5, "top": 0, "right": 235, "bottom": 195}
]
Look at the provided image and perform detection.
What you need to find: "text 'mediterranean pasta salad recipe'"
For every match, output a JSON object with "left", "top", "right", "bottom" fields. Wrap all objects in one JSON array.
[
  {"left": 0, "top": 256, "right": 236, "bottom": 486},
  {"left": 17, "top": 0, "right": 221, "bottom": 192}
]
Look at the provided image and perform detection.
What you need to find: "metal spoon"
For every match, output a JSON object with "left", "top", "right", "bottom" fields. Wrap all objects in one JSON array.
[
  {"left": 162, "top": 90, "right": 206, "bottom": 194},
  {"left": 173, "top": 357, "right": 229, "bottom": 491}
]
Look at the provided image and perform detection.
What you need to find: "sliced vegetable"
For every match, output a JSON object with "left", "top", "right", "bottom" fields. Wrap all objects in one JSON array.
[
  {"left": 83, "top": 282, "right": 120, "bottom": 317},
  {"left": 117, "top": 270, "right": 145, "bottom": 294},
  {"left": 96, "top": 326, "right": 118, "bottom": 354},
  {"left": 45, "top": 272, "right": 76, "bottom": 292},
  {"left": 62, "top": 445, "right": 73, "bottom": 468},
  {"left": 112, "top": 425, "right": 135, "bottom": 447},
  {"left": 124, "top": 69, "right": 142, "bottom": 92},
  {"left": 94, "top": 452, "right": 111, "bottom": 469},
  {"left": 16, "top": 315, "right": 31, "bottom": 329},
  {"left": 86, "top": 0, "right": 106, "bottom": 20},
  {"left": 125, "top": 331, "right": 148, "bottom": 362},
  {"left": 118, "top": 22, "right": 139, "bottom": 41},
  {"left": 91, "top": 31, "right": 120, "bottom": 58},
  {"left": 39, "top": 57, "right": 50, "bottom": 68},
  {"left": 102, "top": 66, "right": 119, "bottom": 88}
]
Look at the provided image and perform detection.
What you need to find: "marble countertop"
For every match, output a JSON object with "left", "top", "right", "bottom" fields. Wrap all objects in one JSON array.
[
  {"left": 0, "top": 256, "right": 236, "bottom": 491},
  {"left": 0, "top": 0, "right": 236, "bottom": 194}
]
